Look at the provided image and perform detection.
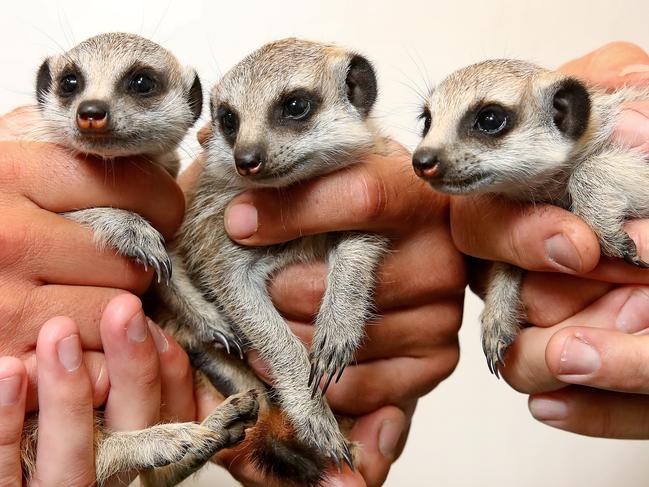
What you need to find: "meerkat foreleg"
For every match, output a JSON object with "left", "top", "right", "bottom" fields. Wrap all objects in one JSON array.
[
  {"left": 221, "top": 258, "right": 353, "bottom": 467},
  {"left": 569, "top": 148, "right": 649, "bottom": 268},
  {"left": 480, "top": 262, "right": 525, "bottom": 376},
  {"left": 63, "top": 207, "right": 171, "bottom": 281},
  {"left": 308, "top": 233, "right": 388, "bottom": 396}
]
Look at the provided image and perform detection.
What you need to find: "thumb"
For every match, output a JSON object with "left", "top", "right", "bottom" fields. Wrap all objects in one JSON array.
[
  {"left": 0, "top": 105, "right": 42, "bottom": 140},
  {"left": 545, "top": 326, "right": 649, "bottom": 393},
  {"left": 559, "top": 41, "right": 649, "bottom": 89},
  {"left": 613, "top": 101, "right": 649, "bottom": 154}
]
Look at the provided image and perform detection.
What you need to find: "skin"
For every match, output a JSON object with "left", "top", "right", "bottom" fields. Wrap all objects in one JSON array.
[
  {"left": 0, "top": 105, "right": 464, "bottom": 486},
  {"left": 0, "top": 106, "right": 185, "bottom": 412},
  {"left": 450, "top": 41, "right": 649, "bottom": 438},
  {"left": 185, "top": 134, "right": 466, "bottom": 486},
  {"left": 0, "top": 293, "right": 197, "bottom": 486}
]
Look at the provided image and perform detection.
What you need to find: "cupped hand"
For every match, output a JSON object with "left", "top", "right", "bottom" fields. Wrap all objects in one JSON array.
[
  {"left": 0, "top": 106, "right": 185, "bottom": 411},
  {"left": 449, "top": 41, "right": 649, "bottom": 438},
  {"left": 182, "top": 142, "right": 466, "bottom": 487}
]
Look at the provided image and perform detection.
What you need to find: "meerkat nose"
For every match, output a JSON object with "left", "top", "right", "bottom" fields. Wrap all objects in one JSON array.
[
  {"left": 76, "top": 100, "right": 110, "bottom": 132},
  {"left": 412, "top": 147, "right": 440, "bottom": 179},
  {"left": 234, "top": 146, "right": 266, "bottom": 177}
]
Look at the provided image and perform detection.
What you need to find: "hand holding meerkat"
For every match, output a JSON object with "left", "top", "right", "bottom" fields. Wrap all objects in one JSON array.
[
  {"left": 27, "top": 32, "right": 260, "bottom": 486},
  {"left": 412, "top": 59, "right": 649, "bottom": 375}
]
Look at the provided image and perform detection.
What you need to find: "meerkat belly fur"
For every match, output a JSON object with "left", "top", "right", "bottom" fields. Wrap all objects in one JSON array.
[
  {"left": 411, "top": 59, "right": 649, "bottom": 375},
  {"left": 28, "top": 32, "right": 259, "bottom": 486},
  {"left": 155, "top": 38, "right": 389, "bottom": 483}
]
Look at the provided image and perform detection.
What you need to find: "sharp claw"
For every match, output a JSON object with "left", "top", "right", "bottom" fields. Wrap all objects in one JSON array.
[
  {"left": 162, "top": 259, "right": 172, "bottom": 282},
  {"left": 311, "top": 373, "right": 323, "bottom": 399},
  {"left": 308, "top": 363, "right": 316, "bottom": 387},
  {"left": 493, "top": 362, "right": 501, "bottom": 379},
  {"left": 214, "top": 332, "right": 231, "bottom": 355},
  {"left": 135, "top": 249, "right": 148, "bottom": 271},
  {"left": 497, "top": 346, "right": 506, "bottom": 365},
  {"left": 335, "top": 365, "right": 346, "bottom": 383},
  {"left": 486, "top": 356, "right": 494, "bottom": 375},
  {"left": 233, "top": 340, "right": 244, "bottom": 360},
  {"left": 321, "top": 372, "right": 335, "bottom": 396},
  {"left": 331, "top": 454, "right": 342, "bottom": 473},
  {"left": 152, "top": 259, "right": 162, "bottom": 283},
  {"left": 342, "top": 444, "right": 354, "bottom": 471}
]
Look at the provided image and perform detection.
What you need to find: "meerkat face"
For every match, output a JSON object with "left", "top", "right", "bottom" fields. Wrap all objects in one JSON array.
[
  {"left": 205, "top": 38, "right": 378, "bottom": 188},
  {"left": 35, "top": 33, "right": 202, "bottom": 158},
  {"left": 412, "top": 60, "right": 591, "bottom": 196}
]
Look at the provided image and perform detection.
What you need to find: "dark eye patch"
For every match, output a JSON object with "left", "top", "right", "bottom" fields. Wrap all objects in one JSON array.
[
  {"left": 120, "top": 64, "right": 166, "bottom": 99},
  {"left": 459, "top": 101, "right": 516, "bottom": 144},
  {"left": 216, "top": 103, "right": 239, "bottom": 146},
  {"left": 419, "top": 107, "right": 432, "bottom": 137},
  {"left": 56, "top": 65, "right": 84, "bottom": 101},
  {"left": 270, "top": 89, "right": 321, "bottom": 130}
]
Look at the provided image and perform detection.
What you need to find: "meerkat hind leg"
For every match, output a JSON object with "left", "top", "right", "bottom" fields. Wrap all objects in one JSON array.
[{"left": 138, "top": 388, "right": 260, "bottom": 487}]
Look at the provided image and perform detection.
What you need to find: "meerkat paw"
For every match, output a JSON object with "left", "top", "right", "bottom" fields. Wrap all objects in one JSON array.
[
  {"left": 296, "top": 411, "right": 355, "bottom": 471},
  {"left": 308, "top": 333, "right": 357, "bottom": 398},
  {"left": 63, "top": 207, "right": 172, "bottom": 283},
  {"left": 480, "top": 310, "right": 520, "bottom": 378},
  {"left": 210, "top": 328, "right": 244, "bottom": 359},
  {"left": 621, "top": 240, "right": 649, "bottom": 268},
  {"left": 200, "top": 389, "right": 260, "bottom": 450},
  {"left": 113, "top": 223, "right": 172, "bottom": 283}
]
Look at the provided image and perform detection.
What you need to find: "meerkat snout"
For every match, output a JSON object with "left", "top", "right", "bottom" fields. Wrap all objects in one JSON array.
[
  {"left": 234, "top": 144, "right": 266, "bottom": 176},
  {"left": 412, "top": 147, "right": 441, "bottom": 178},
  {"left": 76, "top": 99, "right": 110, "bottom": 132}
]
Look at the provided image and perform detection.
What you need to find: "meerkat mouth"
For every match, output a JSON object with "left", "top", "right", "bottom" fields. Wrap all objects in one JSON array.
[{"left": 429, "top": 173, "right": 495, "bottom": 194}]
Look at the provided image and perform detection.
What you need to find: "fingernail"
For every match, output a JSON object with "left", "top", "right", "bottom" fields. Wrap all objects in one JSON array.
[
  {"left": 619, "top": 64, "right": 649, "bottom": 77},
  {"left": 379, "top": 417, "right": 405, "bottom": 460},
  {"left": 126, "top": 311, "right": 148, "bottom": 343},
  {"left": 558, "top": 333, "right": 601, "bottom": 376},
  {"left": 614, "top": 105, "right": 649, "bottom": 151},
  {"left": 57, "top": 334, "right": 82, "bottom": 372},
  {"left": 0, "top": 375, "right": 22, "bottom": 406},
  {"left": 224, "top": 203, "right": 258, "bottom": 239},
  {"left": 616, "top": 288, "right": 649, "bottom": 333},
  {"left": 148, "top": 319, "right": 168, "bottom": 353},
  {"left": 529, "top": 396, "right": 568, "bottom": 421},
  {"left": 544, "top": 234, "right": 582, "bottom": 272}
]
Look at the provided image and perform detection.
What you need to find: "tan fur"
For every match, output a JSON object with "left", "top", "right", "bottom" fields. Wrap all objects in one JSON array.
[{"left": 414, "top": 59, "right": 649, "bottom": 373}]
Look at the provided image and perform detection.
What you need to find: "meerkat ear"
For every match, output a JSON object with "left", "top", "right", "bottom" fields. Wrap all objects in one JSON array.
[
  {"left": 36, "top": 58, "right": 51, "bottom": 107},
  {"left": 345, "top": 54, "right": 377, "bottom": 118},
  {"left": 187, "top": 71, "right": 203, "bottom": 124},
  {"left": 552, "top": 77, "right": 590, "bottom": 139}
]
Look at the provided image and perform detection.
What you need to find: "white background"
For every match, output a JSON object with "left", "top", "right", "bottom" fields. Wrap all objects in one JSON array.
[{"left": 2, "top": 1, "right": 649, "bottom": 486}]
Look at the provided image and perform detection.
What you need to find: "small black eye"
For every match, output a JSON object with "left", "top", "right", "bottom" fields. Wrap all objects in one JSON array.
[
  {"left": 282, "top": 97, "right": 311, "bottom": 119},
  {"left": 59, "top": 74, "right": 79, "bottom": 96},
  {"left": 420, "top": 108, "right": 432, "bottom": 136},
  {"left": 220, "top": 109, "right": 238, "bottom": 136},
  {"left": 129, "top": 73, "right": 156, "bottom": 95},
  {"left": 475, "top": 105, "right": 508, "bottom": 135}
]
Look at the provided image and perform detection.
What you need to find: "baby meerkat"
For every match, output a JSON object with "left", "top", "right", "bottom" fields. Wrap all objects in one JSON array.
[
  {"left": 412, "top": 59, "right": 649, "bottom": 375},
  {"left": 155, "top": 38, "right": 388, "bottom": 483},
  {"left": 28, "top": 32, "right": 259, "bottom": 486}
]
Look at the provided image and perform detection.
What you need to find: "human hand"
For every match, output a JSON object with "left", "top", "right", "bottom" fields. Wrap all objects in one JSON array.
[
  {"left": 0, "top": 293, "right": 197, "bottom": 485},
  {"left": 449, "top": 41, "right": 649, "bottom": 438},
  {"left": 0, "top": 106, "right": 185, "bottom": 411},
  {"left": 185, "top": 142, "right": 464, "bottom": 486}
]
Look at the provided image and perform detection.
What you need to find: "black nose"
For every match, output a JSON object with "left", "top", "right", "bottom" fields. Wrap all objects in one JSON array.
[
  {"left": 76, "top": 100, "right": 109, "bottom": 132},
  {"left": 234, "top": 146, "right": 266, "bottom": 176},
  {"left": 412, "top": 148, "right": 440, "bottom": 179}
]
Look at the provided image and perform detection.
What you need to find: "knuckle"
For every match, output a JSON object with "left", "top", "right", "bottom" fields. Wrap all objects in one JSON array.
[{"left": 354, "top": 167, "right": 388, "bottom": 222}]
